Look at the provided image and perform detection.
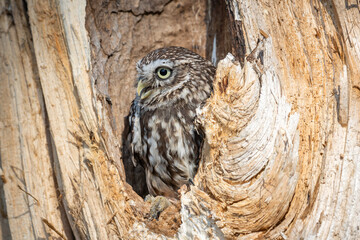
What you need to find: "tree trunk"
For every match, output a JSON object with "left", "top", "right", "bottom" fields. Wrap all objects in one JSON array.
[{"left": 1, "top": 0, "right": 359, "bottom": 239}]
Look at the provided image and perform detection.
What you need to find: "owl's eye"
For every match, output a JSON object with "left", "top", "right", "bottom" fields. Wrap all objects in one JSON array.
[{"left": 156, "top": 67, "right": 172, "bottom": 80}]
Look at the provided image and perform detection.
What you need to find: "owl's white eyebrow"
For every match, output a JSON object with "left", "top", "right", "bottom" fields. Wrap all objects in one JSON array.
[{"left": 141, "top": 59, "right": 174, "bottom": 73}]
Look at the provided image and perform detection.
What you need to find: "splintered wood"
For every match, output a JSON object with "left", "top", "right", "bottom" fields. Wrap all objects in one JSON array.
[
  {"left": 2, "top": 0, "right": 360, "bottom": 239},
  {"left": 178, "top": 53, "right": 300, "bottom": 239}
]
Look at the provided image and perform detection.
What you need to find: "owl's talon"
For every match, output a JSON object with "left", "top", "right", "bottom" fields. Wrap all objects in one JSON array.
[
  {"left": 144, "top": 194, "right": 154, "bottom": 203},
  {"left": 145, "top": 195, "right": 171, "bottom": 220}
]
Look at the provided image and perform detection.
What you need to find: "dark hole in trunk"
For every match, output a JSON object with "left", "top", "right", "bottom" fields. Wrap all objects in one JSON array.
[
  {"left": 86, "top": 0, "right": 236, "bottom": 199},
  {"left": 119, "top": 0, "right": 235, "bottom": 198}
]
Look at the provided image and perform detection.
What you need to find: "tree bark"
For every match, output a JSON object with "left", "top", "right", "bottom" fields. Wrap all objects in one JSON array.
[{"left": 0, "top": 0, "right": 359, "bottom": 239}]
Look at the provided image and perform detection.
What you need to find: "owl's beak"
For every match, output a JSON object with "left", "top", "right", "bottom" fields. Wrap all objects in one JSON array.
[{"left": 137, "top": 80, "right": 153, "bottom": 99}]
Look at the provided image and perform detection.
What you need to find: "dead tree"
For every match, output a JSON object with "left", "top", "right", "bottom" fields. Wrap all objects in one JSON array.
[{"left": 1, "top": 0, "right": 359, "bottom": 239}]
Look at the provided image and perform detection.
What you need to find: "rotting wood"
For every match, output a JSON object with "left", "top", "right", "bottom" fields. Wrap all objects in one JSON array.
[{"left": 1, "top": 0, "right": 359, "bottom": 239}]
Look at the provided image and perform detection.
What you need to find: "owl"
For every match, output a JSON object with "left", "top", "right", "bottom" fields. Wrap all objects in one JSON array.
[{"left": 123, "top": 46, "right": 215, "bottom": 199}]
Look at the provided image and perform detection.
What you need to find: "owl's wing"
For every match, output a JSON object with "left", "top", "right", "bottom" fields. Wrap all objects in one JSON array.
[
  {"left": 122, "top": 100, "right": 149, "bottom": 198},
  {"left": 122, "top": 100, "right": 139, "bottom": 167},
  {"left": 193, "top": 97, "right": 211, "bottom": 165},
  {"left": 193, "top": 116, "right": 205, "bottom": 166}
]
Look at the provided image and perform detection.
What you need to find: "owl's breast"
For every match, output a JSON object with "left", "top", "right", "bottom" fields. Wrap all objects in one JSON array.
[{"left": 133, "top": 106, "right": 201, "bottom": 196}]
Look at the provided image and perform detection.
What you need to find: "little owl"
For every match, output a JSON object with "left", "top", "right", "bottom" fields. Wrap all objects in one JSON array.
[{"left": 123, "top": 46, "right": 215, "bottom": 199}]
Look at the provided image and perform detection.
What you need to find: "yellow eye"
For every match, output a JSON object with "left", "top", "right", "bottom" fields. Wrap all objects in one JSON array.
[{"left": 156, "top": 67, "right": 172, "bottom": 80}]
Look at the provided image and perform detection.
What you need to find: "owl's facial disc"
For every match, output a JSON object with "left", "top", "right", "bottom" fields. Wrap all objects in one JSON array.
[
  {"left": 137, "top": 80, "right": 153, "bottom": 99},
  {"left": 136, "top": 59, "right": 176, "bottom": 101}
]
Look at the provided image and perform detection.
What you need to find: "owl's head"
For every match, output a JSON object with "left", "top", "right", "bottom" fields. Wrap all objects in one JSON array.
[{"left": 135, "top": 46, "right": 215, "bottom": 107}]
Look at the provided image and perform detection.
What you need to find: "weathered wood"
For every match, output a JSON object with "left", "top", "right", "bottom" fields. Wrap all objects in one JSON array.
[
  {"left": 1, "top": 0, "right": 359, "bottom": 239},
  {"left": 0, "top": 0, "right": 72, "bottom": 239},
  {"left": 24, "top": 0, "right": 138, "bottom": 239}
]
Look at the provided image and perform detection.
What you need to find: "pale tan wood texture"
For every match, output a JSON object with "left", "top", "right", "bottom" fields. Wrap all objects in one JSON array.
[{"left": 0, "top": 0, "right": 359, "bottom": 239}]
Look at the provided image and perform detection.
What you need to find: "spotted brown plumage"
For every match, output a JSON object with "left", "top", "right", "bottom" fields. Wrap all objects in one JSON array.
[{"left": 123, "top": 46, "right": 215, "bottom": 199}]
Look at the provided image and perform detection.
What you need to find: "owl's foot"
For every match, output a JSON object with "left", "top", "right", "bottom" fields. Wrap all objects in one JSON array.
[{"left": 145, "top": 195, "right": 171, "bottom": 220}]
